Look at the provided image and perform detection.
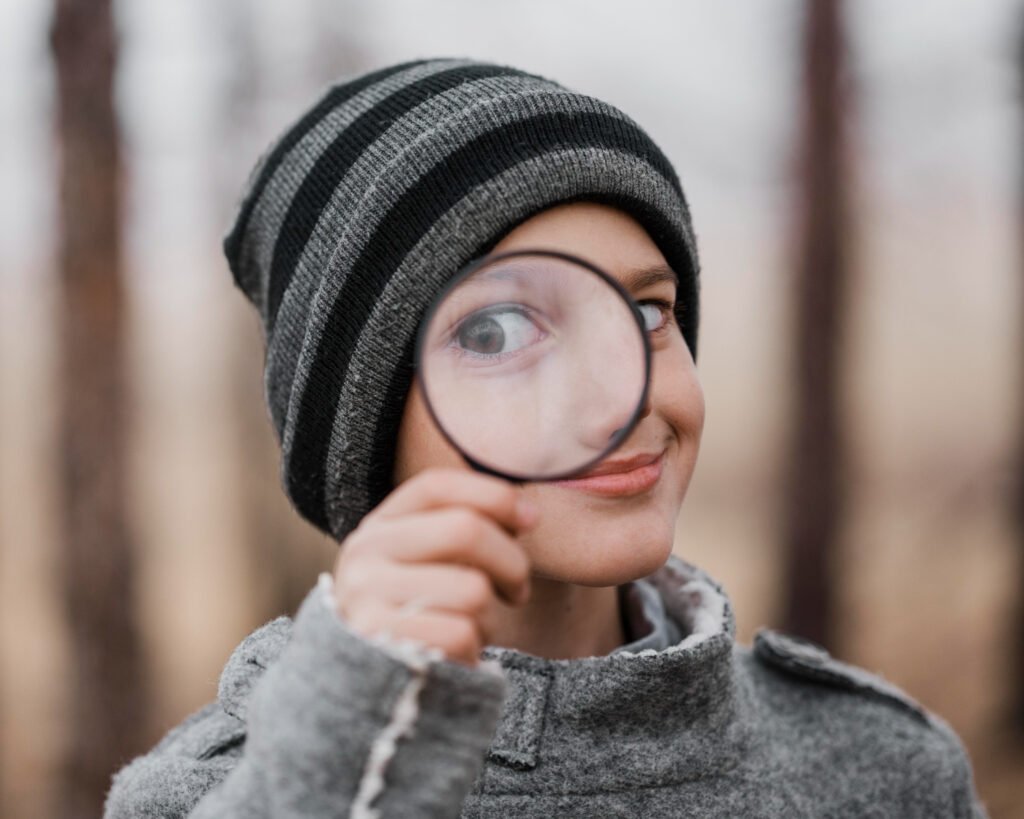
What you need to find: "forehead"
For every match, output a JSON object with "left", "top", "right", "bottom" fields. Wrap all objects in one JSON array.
[
  {"left": 460, "top": 257, "right": 677, "bottom": 296},
  {"left": 488, "top": 202, "right": 677, "bottom": 292}
]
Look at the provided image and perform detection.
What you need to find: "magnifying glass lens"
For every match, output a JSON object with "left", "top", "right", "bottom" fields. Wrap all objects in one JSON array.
[{"left": 418, "top": 251, "right": 649, "bottom": 481}]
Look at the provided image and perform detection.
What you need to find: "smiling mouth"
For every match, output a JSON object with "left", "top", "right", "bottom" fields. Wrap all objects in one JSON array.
[{"left": 551, "top": 450, "right": 665, "bottom": 497}]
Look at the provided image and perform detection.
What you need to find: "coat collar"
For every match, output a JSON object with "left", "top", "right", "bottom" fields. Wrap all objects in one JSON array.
[
  {"left": 477, "top": 553, "right": 755, "bottom": 789},
  {"left": 218, "top": 614, "right": 292, "bottom": 722},
  {"left": 218, "top": 553, "right": 755, "bottom": 791}
]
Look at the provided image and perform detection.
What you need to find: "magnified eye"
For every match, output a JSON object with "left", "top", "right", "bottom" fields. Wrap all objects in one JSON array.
[
  {"left": 637, "top": 300, "right": 672, "bottom": 333},
  {"left": 452, "top": 305, "right": 545, "bottom": 359}
]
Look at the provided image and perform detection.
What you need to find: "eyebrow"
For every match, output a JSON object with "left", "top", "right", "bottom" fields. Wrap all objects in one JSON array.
[
  {"left": 456, "top": 261, "right": 678, "bottom": 292},
  {"left": 620, "top": 264, "right": 678, "bottom": 292}
]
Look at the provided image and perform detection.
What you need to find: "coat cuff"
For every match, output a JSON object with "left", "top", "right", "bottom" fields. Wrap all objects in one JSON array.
[{"left": 239, "top": 574, "right": 508, "bottom": 817}]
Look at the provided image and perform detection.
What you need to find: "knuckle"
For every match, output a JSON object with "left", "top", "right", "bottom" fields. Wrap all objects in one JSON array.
[
  {"left": 334, "top": 545, "right": 358, "bottom": 575},
  {"left": 448, "top": 617, "right": 481, "bottom": 655},
  {"left": 499, "top": 483, "right": 520, "bottom": 510},
  {"left": 336, "top": 556, "right": 378, "bottom": 595},
  {"left": 462, "top": 571, "right": 493, "bottom": 612},
  {"left": 508, "top": 547, "right": 530, "bottom": 585},
  {"left": 420, "top": 466, "right": 461, "bottom": 496},
  {"left": 334, "top": 563, "right": 355, "bottom": 595},
  {"left": 344, "top": 604, "right": 377, "bottom": 635},
  {"left": 449, "top": 508, "right": 484, "bottom": 546},
  {"left": 410, "top": 469, "right": 439, "bottom": 498},
  {"left": 333, "top": 575, "right": 359, "bottom": 609},
  {"left": 340, "top": 521, "right": 373, "bottom": 556}
]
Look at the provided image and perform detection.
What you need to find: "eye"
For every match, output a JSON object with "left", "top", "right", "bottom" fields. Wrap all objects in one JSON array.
[
  {"left": 637, "top": 299, "right": 674, "bottom": 334},
  {"left": 450, "top": 304, "right": 546, "bottom": 361}
]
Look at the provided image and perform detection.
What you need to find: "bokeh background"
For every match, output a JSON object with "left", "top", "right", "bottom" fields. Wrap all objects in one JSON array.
[{"left": 2, "top": 1, "right": 1023, "bottom": 816}]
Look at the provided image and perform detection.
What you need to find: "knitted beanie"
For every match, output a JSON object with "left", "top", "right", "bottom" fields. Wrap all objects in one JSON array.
[{"left": 223, "top": 57, "right": 701, "bottom": 543}]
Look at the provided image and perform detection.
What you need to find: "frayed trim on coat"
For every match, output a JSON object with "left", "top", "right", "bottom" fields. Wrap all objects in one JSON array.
[
  {"left": 615, "top": 576, "right": 726, "bottom": 658},
  {"left": 316, "top": 572, "right": 442, "bottom": 818}
]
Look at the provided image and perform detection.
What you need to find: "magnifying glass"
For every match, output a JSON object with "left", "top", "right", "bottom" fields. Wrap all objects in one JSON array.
[{"left": 414, "top": 249, "right": 652, "bottom": 484}]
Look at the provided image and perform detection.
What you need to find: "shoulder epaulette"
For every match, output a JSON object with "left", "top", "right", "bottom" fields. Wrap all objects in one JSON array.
[{"left": 752, "top": 628, "right": 934, "bottom": 727}]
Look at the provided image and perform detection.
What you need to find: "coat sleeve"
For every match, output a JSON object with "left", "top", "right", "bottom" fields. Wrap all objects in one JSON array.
[{"left": 103, "top": 575, "right": 509, "bottom": 819}]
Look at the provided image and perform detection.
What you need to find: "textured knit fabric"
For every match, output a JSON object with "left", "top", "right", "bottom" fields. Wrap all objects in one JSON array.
[
  {"left": 103, "top": 554, "right": 989, "bottom": 818},
  {"left": 221, "top": 57, "right": 701, "bottom": 543}
]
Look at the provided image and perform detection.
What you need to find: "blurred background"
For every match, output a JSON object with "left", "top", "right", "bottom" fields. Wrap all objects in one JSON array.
[{"left": 2, "top": 0, "right": 1023, "bottom": 816}]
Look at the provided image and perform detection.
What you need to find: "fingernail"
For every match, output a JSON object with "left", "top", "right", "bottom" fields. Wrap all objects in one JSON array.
[{"left": 516, "top": 497, "right": 539, "bottom": 528}]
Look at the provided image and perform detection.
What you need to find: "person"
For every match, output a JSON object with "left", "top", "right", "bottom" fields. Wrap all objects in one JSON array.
[{"left": 103, "top": 57, "right": 988, "bottom": 818}]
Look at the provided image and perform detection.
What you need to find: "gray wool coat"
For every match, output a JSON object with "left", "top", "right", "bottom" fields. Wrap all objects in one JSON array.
[{"left": 103, "top": 554, "right": 989, "bottom": 818}]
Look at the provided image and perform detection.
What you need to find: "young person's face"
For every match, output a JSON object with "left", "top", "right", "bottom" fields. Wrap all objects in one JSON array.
[{"left": 393, "top": 201, "right": 705, "bottom": 586}]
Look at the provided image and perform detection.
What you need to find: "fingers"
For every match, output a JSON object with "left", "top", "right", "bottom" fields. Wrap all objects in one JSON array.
[
  {"left": 371, "top": 467, "right": 536, "bottom": 535},
  {"left": 342, "top": 598, "right": 488, "bottom": 668},
  {"left": 333, "top": 466, "right": 539, "bottom": 667},
  {"left": 344, "top": 509, "right": 531, "bottom": 606},
  {"left": 336, "top": 559, "right": 514, "bottom": 622}
]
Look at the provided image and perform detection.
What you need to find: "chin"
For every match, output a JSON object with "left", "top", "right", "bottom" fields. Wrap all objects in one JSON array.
[{"left": 526, "top": 506, "right": 677, "bottom": 586}]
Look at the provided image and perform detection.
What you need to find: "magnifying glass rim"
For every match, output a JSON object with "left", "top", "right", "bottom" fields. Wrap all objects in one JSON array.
[{"left": 413, "top": 246, "right": 654, "bottom": 483}]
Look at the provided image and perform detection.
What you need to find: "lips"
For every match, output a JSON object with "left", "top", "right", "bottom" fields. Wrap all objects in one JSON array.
[
  {"left": 574, "top": 451, "right": 664, "bottom": 479},
  {"left": 552, "top": 450, "right": 666, "bottom": 497}
]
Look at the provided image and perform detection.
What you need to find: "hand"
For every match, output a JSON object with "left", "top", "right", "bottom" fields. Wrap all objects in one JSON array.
[{"left": 332, "top": 468, "right": 538, "bottom": 668}]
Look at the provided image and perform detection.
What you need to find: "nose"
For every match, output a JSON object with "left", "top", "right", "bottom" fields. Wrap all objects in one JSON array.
[{"left": 570, "top": 353, "right": 650, "bottom": 455}]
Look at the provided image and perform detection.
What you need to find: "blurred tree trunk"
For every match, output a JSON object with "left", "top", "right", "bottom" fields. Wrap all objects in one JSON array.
[
  {"left": 217, "top": 0, "right": 289, "bottom": 624},
  {"left": 51, "top": 1, "right": 147, "bottom": 816},
  {"left": 216, "top": 0, "right": 367, "bottom": 625},
  {"left": 780, "top": 0, "right": 852, "bottom": 648},
  {"left": 1013, "top": 12, "right": 1024, "bottom": 736}
]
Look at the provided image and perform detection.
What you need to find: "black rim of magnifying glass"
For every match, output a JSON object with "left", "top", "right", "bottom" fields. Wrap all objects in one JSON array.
[{"left": 413, "top": 247, "right": 654, "bottom": 485}]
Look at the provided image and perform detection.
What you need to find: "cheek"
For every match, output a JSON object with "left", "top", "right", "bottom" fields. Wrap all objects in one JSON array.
[
  {"left": 393, "top": 380, "right": 467, "bottom": 485},
  {"left": 513, "top": 342, "right": 703, "bottom": 583},
  {"left": 652, "top": 335, "right": 705, "bottom": 446},
  {"left": 672, "top": 370, "right": 705, "bottom": 446}
]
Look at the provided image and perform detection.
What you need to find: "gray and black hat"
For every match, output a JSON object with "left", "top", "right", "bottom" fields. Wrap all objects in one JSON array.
[{"left": 223, "top": 57, "right": 701, "bottom": 543}]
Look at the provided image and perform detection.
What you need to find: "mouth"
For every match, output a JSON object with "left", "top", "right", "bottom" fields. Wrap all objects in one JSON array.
[{"left": 551, "top": 450, "right": 665, "bottom": 498}]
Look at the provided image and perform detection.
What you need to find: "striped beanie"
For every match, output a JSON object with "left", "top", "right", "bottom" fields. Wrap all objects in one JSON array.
[{"left": 223, "top": 57, "right": 701, "bottom": 543}]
